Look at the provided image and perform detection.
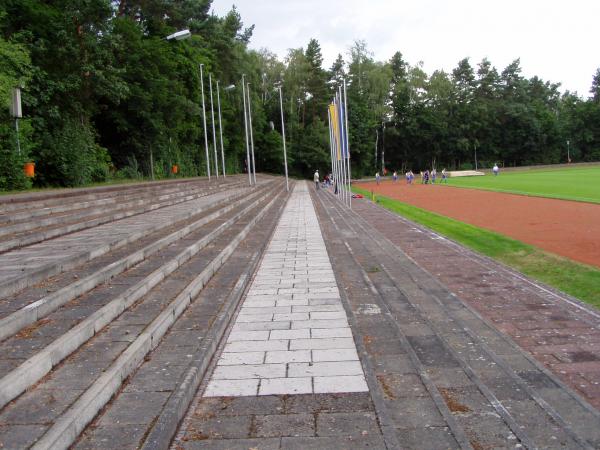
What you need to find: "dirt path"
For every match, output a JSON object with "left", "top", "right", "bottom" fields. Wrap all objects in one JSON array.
[{"left": 355, "top": 180, "right": 600, "bottom": 268}]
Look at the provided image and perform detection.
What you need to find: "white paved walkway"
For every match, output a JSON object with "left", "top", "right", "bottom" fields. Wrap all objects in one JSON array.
[{"left": 205, "top": 182, "right": 368, "bottom": 397}]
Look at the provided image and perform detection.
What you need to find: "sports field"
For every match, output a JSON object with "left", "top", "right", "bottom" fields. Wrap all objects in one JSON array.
[{"left": 447, "top": 166, "right": 600, "bottom": 203}]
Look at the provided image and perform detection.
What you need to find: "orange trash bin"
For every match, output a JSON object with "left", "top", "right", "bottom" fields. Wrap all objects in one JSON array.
[
  {"left": 171, "top": 165, "right": 178, "bottom": 174},
  {"left": 23, "top": 162, "right": 35, "bottom": 177}
]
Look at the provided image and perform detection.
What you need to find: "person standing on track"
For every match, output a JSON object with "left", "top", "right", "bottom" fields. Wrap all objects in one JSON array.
[
  {"left": 431, "top": 168, "right": 437, "bottom": 184},
  {"left": 376, "top": 172, "right": 380, "bottom": 185},
  {"left": 493, "top": 163, "right": 499, "bottom": 176},
  {"left": 314, "top": 170, "right": 320, "bottom": 189},
  {"left": 393, "top": 171, "right": 398, "bottom": 183},
  {"left": 441, "top": 168, "right": 448, "bottom": 183}
]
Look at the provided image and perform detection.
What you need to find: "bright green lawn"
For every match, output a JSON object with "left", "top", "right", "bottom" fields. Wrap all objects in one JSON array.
[
  {"left": 447, "top": 166, "right": 600, "bottom": 203},
  {"left": 353, "top": 186, "right": 600, "bottom": 308}
]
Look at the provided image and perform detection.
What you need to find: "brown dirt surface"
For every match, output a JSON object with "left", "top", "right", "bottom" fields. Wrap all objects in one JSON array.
[{"left": 355, "top": 180, "right": 600, "bottom": 268}]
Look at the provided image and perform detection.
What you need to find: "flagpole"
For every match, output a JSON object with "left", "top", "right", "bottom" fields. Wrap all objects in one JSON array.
[
  {"left": 241, "top": 75, "right": 251, "bottom": 186},
  {"left": 327, "top": 108, "right": 335, "bottom": 192},
  {"left": 277, "top": 86, "right": 289, "bottom": 192},
  {"left": 343, "top": 78, "right": 352, "bottom": 209},
  {"left": 336, "top": 95, "right": 346, "bottom": 205},
  {"left": 247, "top": 83, "right": 257, "bottom": 185},
  {"left": 200, "top": 64, "right": 211, "bottom": 180},
  {"left": 209, "top": 73, "right": 219, "bottom": 178},
  {"left": 338, "top": 88, "right": 348, "bottom": 208},
  {"left": 216, "top": 80, "right": 226, "bottom": 177}
]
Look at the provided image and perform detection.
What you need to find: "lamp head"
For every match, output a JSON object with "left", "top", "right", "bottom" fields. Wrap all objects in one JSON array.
[{"left": 166, "top": 29, "right": 191, "bottom": 41}]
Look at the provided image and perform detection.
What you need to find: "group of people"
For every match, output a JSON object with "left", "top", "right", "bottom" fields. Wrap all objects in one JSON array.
[{"left": 380, "top": 168, "right": 448, "bottom": 185}]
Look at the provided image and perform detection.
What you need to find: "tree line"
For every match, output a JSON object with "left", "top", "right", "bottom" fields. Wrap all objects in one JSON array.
[{"left": 1, "top": 1, "right": 599, "bottom": 190}]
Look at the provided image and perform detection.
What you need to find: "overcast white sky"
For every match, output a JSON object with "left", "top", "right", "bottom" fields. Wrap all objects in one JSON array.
[{"left": 211, "top": 0, "right": 599, "bottom": 97}]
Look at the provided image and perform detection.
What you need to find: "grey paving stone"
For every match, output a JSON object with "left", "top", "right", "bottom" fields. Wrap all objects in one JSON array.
[
  {"left": 0, "top": 424, "right": 48, "bottom": 450},
  {"left": 73, "top": 424, "right": 146, "bottom": 450},
  {"left": 195, "top": 396, "right": 284, "bottom": 417},
  {"left": 181, "top": 438, "right": 281, "bottom": 450},
  {"left": 183, "top": 415, "right": 252, "bottom": 440},
  {"left": 395, "top": 426, "right": 460, "bottom": 450},
  {"left": 0, "top": 388, "right": 83, "bottom": 425},
  {"left": 280, "top": 435, "right": 386, "bottom": 449},
  {"left": 384, "top": 396, "right": 447, "bottom": 428},
  {"left": 97, "top": 391, "right": 170, "bottom": 426},
  {"left": 316, "top": 412, "right": 380, "bottom": 437},
  {"left": 253, "top": 413, "right": 314, "bottom": 438}
]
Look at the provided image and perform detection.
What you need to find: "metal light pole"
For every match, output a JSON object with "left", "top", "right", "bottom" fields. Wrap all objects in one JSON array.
[
  {"left": 216, "top": 81, "right": 227, "bottom": 177},
  {"left": 381, "top": 121, "right": 385, "bottom": 177},
  {"left": 199, "top": 64, "right": 211, "bottom": 180},
  {"left": 567, "top": 140, "right": 571, "bottom": 163},
  {"left": 209, "top": 73, "right": 219, "bottom": 178},
  {"left": 246, "top": 83, "right": 257, "bottom": 185},
  {"left": 277, "top": 85, "right": 289, "bottom": 192},
  {"left": 343, "top": 78, "right": 352, "bottom": 209},
  {"left": 10, "top": 88, "right": 22, "bottom": 156},
  {"left": 474, "top": 143, "right": 478, "bottom": 171},
  {"left": 241, "top": 75, "right": 252, "bottom": 186}
]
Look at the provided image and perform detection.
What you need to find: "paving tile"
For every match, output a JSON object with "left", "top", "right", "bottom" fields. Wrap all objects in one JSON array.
[
  {"left": 269, "top": 329, "right": 311, "bottom": 340},
  {"left": 232, "top": 321, "right": 291, "bottom": 332},
  {"left": 259, "top": 377, "right": 313, "bottom": 396},
  {"left": 227, "top": 330, "right": 270, "bottom": 342},
  {"left": 312, "top": 348, "right": 359, "bottom": 362},
  {"left": 204, "top": 379, "right": 259, "bottom": 397},
  {"left": 291, "top": 319, "right": 349, "bottom": 329},
  {"left": 311, "top": 327, "right": 353, "bottom": 338},
  {"left": 314, "top": 375, "right": 369, "bottom": 394},
  {"left": 289, "top": 337, "right": 355, "bottom": 350},
  {"left": 217, "top": 352, "right": 265, "bottom": 366},
  {"left": 289, "top": 361, "right": 364, "bottom": 377},
  {"left": 212, "top": 364, "right": 286, "bottom": 380},
  {"left": 224, "top": 340, "right": 288, "bottom": 353},
  {"left": 265, "top": 350, "right": 312, "bottom": 364}
]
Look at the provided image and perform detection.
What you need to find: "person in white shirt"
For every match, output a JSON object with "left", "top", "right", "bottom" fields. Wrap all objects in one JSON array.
[
  {"left": 493, "top": 164, "right": 499, "bottom": 176},
  {"left": 314, "top": 170, "right": 320, "bottom": 189}
]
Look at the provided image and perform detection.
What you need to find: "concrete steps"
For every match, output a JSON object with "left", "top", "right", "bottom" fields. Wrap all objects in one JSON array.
[
  {"left": 0, "top": 178, "right": 256, "bottom": 299},
  {"left": 0, "top": 179, "right": 247, "bottom": 253},
  {"left": 0, "top": 178, "right": 289, "bottom": 450}
]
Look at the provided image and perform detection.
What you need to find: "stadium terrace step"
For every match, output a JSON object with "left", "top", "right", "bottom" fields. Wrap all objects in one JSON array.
[
  {"left": 28, "top": 187, "right": 288, "bottom": 450},
  {"left": 0, "top": 179, "right": 231, "bottom": 227},
  {"left": 0, "top": 180, "right": 262, "bottom": 299},
  {"left": 0, "top": 179, "right": 248, "bottom": 253},
  {"left": 0, "top": 182, "right": 283, "bottom": 410},
  {"left": 0, "top": 177, "right": 212, "bottom": 213},
  {"left": 0, "top": 183, "right": 275, "bottom": 342}
]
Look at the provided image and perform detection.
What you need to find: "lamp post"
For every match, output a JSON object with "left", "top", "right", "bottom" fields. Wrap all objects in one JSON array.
[
  {"left": 217, "top": 82, "right": 233, "bottom": 177},
  {"left": 151, "top": 29, "right": 191, "bottom": 181},
  {"left": 567, "top": 140, "right": 571, "bottom": 163},
  {"left": 276, "top": 85, "right": 289, "bottom": 192},
  {"left": 9, "top": 88, "right": 22, "bottom": 156},
  {"left": 199, "top": 64, "right": 211, "bottom": 180},
  {"left": 241, "top": 75, "right": 251, "bottom": 186},
  {"left": 209, "top": 73, "right": 219, "bottom": 178},
  {"left": 246, "top": 82, "right": 257, "bottom": 185}
]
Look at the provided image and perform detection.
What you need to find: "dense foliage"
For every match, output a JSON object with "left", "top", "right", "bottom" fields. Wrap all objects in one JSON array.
[{"left": 1, "top": 2, "right": 599, "bottom": 189}]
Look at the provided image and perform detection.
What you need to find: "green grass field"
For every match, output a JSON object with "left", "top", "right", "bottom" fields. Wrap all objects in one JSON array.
[
  {"left": 447, "top": 166, "right": 600, "bottom": 203},
  {"left": 353, "top": 186, "right": 600, "bottom": 308}
]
